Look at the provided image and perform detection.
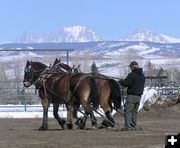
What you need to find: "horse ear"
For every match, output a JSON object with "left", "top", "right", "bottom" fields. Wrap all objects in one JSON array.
[
  {"left": 78, "top": 65, "right": 81, "bottom": 68},
  {"left": 58, "top": 58, "right": 61, "bottom": 62},
  {"left": 26, "top": 60, "right": 30, "bottom": 66}
]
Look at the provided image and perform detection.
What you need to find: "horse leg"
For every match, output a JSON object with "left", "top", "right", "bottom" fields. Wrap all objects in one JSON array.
[
  {"left": 65, "top": 104, "right": 73, "bottom": 129},
  {"left": 89, "top": 106, "right": 97, "bottom": 129},
  {"left": 78, "top": 104, "right": 89, "bottom": 129},
  {"left": 39, "top": 96, "right": 49, "bottom": 131},
  {"left": 100, "top": 84, "right": 115, "bottom": 128},
  {"left": 105, "top": 110, "right": 115, "bottom": 127},
  {"left": 72, "top": 102, "right": 83, "bottom": 127},
  {"left": 100, "top": 109, "right": 115, "bottom": 128},
  {"left": 53, "top": 103, "right": 66, "bottom": 129},
  {"left": 78, "top": 112, "right": 88, "bottom": 129},
  {"left": 78, "top": 106, "right": 97, "bottom": 129}
]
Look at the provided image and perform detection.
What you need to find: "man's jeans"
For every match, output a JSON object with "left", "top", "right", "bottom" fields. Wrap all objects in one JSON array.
[{"left": 124, "top": 95, "right": 141, "bottom": 128}]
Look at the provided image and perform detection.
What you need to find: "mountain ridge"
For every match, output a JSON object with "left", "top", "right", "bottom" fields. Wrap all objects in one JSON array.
[
  {"left": 15, "top": 26, "right": 180, "bottom": 44},
  {"left": 120, "top": 29, "right": 180, "bottom": 43},
  {"left": 17, "top": 26, "right": 102, "bottom": 43}
]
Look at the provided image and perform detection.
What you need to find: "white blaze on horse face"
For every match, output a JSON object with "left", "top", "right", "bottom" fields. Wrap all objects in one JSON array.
[{"left": 23, "top": 81, "right": 31, "bottom": 87}]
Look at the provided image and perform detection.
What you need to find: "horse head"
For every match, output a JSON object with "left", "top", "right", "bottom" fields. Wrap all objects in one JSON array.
[
  {"left": 73, "top": 65, "right": 82, "bottom": 74},
  {"left": 23, "top": 60, "right": 47, "bottom": 87}
]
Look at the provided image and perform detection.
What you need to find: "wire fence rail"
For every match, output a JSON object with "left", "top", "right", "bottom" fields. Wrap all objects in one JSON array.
[
  {"left": 0, "top": 78, "right": 179, "bottom": 112},
  {"left": 0, "top": 104, "right": 66, "bottom": 112}
]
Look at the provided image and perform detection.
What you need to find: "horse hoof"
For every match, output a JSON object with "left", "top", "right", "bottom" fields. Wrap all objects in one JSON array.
[
  {"left": 67, "top": 123, "right": 73, "bottom": 129},
  {"left": 39, "top": 126, "right": 48, "bottom": 131},
  {"left": 78, "top": 124, "right": 85, "bottom": 129},
  {"left": 75, "top": 118, "right": 82, "bottom": 126},
  {"left": 59, "top": 120, "right": 66, "bottom": 129},
  {"left": 98, "top": 124, "right": 106, "bottom": 129}
]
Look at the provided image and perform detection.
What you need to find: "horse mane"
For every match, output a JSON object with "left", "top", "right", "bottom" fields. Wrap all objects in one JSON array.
[
  {"left": 51, "top": 58, "right": 72, "bottom": 73},
  {"left": 32, "top": 61, "right": 47, "bottom": 67}
]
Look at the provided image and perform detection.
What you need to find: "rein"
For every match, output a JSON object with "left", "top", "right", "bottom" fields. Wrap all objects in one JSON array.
[{"left": 90, "top": 74, "right": 120, "bottom": 81}]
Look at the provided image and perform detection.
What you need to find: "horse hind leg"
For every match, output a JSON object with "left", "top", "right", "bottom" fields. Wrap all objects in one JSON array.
[
  {"left": 78, "top": 106, "right": 97, "bottom": 129},
  {"left": 53, "top": 103, "right": 66, "bottom": 129},
  {"left": 100, "top": 87, "right": 115, "bottom": 128},
  {"left": 78, "top": 113, "right": 88, "bottom": 129},
  {"left": 89, "top": 105, "right": 97, "bottom": 129},
  {"left": 105, "top": 110, "right": 115, "bottom": 127}
]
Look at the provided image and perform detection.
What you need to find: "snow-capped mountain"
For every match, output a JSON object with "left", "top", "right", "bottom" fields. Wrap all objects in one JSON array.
[
  {"left": 16, "top": 26, "right": 180, "bottom": 44},
  {"left": 120, "top": 29, "right": 180, "bottom": 43},
  {"left": 17, "top": 26, "right": 102, "bottom": 43}
]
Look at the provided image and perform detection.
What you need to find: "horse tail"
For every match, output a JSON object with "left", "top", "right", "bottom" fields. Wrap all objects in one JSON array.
[
  {"left": 89, "top": 78, "right": 100, "bottom": 109},
  {"left": 108, "top": 79, "right": 122, "bottom": 110}
]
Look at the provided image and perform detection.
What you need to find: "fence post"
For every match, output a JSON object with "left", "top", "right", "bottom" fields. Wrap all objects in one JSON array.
[{"left": 24, "top": 102, "right": 27, "bottom": 112}]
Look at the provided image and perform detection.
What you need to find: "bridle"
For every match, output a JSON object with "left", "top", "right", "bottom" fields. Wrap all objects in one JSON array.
[{"left": 24, "top": 65, "right": 46, "bottom": 85}]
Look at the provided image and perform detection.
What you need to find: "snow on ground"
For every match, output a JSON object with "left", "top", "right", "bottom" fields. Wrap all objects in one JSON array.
[{"left": 139, "top": 87, "right": 158, "bottom": 110}]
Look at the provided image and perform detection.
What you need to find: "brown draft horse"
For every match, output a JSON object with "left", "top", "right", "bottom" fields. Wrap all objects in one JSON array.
[
  {"left": 70, "top": 66, "right": 122, "bottom": 129},
  {"left": 50, "top": 62, "right": 122, "bottom": 129},
  {"left": 38, "top": 59, "right": 98, "bottom": 129},
  {"left": 48, "top": 60, "right": 110, "bottom": 129},
  {"left": 47, "top": 60, "right": 122, "bottom": 129},
  {"left": 33, "top": 60, "right": 107, "bottom": 129},
  {"left": 24, "top": 59, "right": 121, "bottom": 130},
  {"left": 23, "top": 60, "right": 73, "bottom": 130}
]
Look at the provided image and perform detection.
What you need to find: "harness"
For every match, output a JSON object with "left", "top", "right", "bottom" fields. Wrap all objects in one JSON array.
[{"left": 27, "top": 64, "right": 122, "bottom": 128}]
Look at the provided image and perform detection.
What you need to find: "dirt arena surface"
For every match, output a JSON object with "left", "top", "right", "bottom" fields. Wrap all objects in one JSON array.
[{"left": 0, "top": 104, "right": 179, "bottom": 148}]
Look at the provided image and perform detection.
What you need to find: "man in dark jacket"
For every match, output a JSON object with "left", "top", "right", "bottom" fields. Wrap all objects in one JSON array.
[{"left": 119, "top": 61, "right": 145, "bottom": 131}]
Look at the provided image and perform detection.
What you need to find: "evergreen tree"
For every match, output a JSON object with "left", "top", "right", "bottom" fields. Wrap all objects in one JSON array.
[{"left": 91, "top": 62, "right": 98, "bottom": 74}]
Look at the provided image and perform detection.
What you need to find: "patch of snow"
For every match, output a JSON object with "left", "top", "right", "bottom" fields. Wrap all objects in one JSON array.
[
  {"left": 139, "top": 87, "right": 158, "bottom": 110},
  {"left": 139, "top": 47, "right": 160, "bottom": 55}
]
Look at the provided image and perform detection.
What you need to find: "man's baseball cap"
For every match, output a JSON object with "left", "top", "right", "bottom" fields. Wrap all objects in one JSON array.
[{"left": 129, "top": 61, "right": 138, "bottom": 67}]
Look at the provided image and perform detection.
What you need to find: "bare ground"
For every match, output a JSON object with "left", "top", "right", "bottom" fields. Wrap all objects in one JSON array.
[{"left": 0, "top": 103, "right": 180, "bottom": 148}]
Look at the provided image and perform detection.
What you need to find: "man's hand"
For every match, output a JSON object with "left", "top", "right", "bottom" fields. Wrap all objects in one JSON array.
[{"left": 119, "top": 79, "right": 124, "bottom": 84}]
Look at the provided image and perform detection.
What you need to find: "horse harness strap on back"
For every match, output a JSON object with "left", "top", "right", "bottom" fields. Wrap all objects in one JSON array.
[{"left": 69, "top": 74, "right": 90, "bottom": 102}]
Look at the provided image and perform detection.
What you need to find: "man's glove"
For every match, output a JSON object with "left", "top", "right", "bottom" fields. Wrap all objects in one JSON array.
[{"left": 119, "top": 79, "right": 124, "bottom": 84}]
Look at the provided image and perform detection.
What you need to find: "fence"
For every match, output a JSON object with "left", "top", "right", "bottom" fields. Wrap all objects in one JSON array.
[
  {"left": 145, "top": 76, "right": 180, "bottom": 95},
  {"left": 0, "top": 104, "right": 67, "bottom": 112},
  {"left": 0, "top": 78, "right": 179, "bottom": 107},
  {"left": 0, "top": 81, "right": 39, "bottom": 105},
  {"left": 120, "top": 77, "right": 180, "bottom": 100}
]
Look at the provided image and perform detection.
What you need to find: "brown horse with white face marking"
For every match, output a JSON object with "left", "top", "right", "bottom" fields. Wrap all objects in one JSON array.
[
  {"left": 23, "top": 60, "right": 71, "bottom": 130},
  {"left": 23, "top": 59, "right": 92, "bottom": 130},
  {"left": 38, "top": 61, "right": 97, "bottom": 129}
]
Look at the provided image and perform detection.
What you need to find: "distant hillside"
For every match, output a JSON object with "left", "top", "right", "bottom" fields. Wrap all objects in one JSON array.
[{"left": 1, "top": 41, "right": 180, "bottom": 57}]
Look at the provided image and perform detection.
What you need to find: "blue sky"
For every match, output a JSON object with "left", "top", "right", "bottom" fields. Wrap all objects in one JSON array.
[{"left": 0, "top": 0, "right": 180, "bottom": 42}]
